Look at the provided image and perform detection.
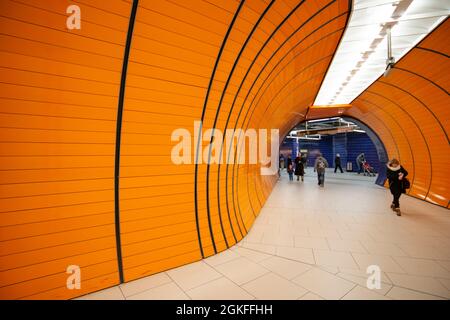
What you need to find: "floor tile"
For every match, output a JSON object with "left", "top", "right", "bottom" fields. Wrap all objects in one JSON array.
[
  {"left": 186, "top": 277, "right": 254, "bottom": 300},
  {"left": 242, "top": 272, "right": 307, "bottom": 300},
  {"left": 352, "top": 253, "right": 405, "bottom": 273},
  {"left": 386, "top": 286, "right": 444, "bottom": 300},
  {"left": 337, "top": 272, "right": 392, "bottom": 295},
  {"left": 360, "top": 241, "right": 408, "bottom": 257},
  {"left": 386, "top": 273, "right": 450, "bottom": 299},
  {"left": 204, "top": 249, "right": 240, "bottom": 267},
  {"left": 214, "top": 257, "right": 269, "bottom": 285},
  {"left": 230, "top": 246, "right": 272, "bottom": 263},
  {"left": 166, "top": 261, "right": 222, "bottom": 291},
  {"left": 292, "top": 268, "right": 355, "bottom": 300},
  {"left": 294, "top": 236, "right": 329, "bottom": 250},
  {"left": 313, "top": 250, "right": 359, "bottom": 269},
  {"left": 258, "top": 256, "right": 311, "bottom": 280},
  {"left": 127, "top": 282, "right": 190, "bottom": 300},
  {"left": 393, "top": 257, "right": 450, "bottom": 279},
  {"left": 276, "top": 246, "right": 315, "bottom": 264},
  {"left": 119, "top": 272, "right": 172, "bottom": 298},
  {"left": 76, "top": 286, "right": 124, "bottom": 300},
  {"left": 240, "top": 242, "right": 276, "bottom": 255},
  {"left": 298, "top": 292, "right": 324, "bottom": 300},
  {"left": 327, "top": 239, "right": 367, "bottom": 253},
  {"left": 342, "top": 286, "right": 391, "bottom": 300}
]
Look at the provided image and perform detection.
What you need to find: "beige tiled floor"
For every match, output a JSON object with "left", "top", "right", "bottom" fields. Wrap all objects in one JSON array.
[{"left": 78, "top": 169, "right": 450, "bottom": 300}]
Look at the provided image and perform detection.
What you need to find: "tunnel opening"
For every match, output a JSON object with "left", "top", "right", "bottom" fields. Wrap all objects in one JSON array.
[{"left": 280, "top": 116, "right": 389, "bottom": 187}]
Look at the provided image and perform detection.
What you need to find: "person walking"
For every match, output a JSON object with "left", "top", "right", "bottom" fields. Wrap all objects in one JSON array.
[
  {"left": 314, "top": 154, "right": 328, "bottom": 187},
  {"left": 301, "top": 153, "right": 307, "bottom": 169},
  {"left": 334, "top": 153, "right": 343, "bottom": 173},
  {"left": 386, "top": 159, "right": 408, "bottom": 216},
  {"left": 287, "top": 158, "right": 294, "bottom": 181},
  {"left": 356, "top": 153, "right": 365, "bottom": 174},
  {"left": 294, "top": 154, "right": 305, "bottom": 181}
]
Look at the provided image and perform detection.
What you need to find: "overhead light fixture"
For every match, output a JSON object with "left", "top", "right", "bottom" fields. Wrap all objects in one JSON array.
[
  {"left": 299, "top": 134, "right": 321, "bottom": 141},
  {"left": 307, "top": 118, "right": 331, "bottom": 123},
  {"left": 384, "top": 28, "right": 396, "bottom": 77},
  {"left": 314, "top": 0, "right": 449, "bottom": 105}
]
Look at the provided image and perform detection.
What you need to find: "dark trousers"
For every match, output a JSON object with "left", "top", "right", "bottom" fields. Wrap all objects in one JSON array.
[
  {"left": 334, "top": 164, "right": 343, "bottom": 173},
  {"left": 392, "top": 191, "right": 402, "bottom": 208},
  {"left": 357, "top": 162, "right": 363, "bottom": 173},
  {"left": 317, "top": 172, "right": 325, "bottom": 185}
]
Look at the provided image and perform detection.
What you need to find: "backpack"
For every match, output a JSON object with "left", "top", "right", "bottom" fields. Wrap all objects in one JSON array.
[{"left": 318, "top": 159, "right": 325, "bottom": 169}]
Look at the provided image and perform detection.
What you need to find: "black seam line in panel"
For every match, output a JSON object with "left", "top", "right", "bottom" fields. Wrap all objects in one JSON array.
[
  {"left": 353, "top": 98, "right": 402, "bottom": 162},
  {"left": 12, "top": 0, "right": 129, "bottom": 29},
  {"left": 244, "top": 76, "right": 321, "bottom": 208},
  {"left": 356, "top": 97, "right": 413, "bottom": 186},
  {"left": 393, "top": 67, "right": 449, "bottom": 96},
  {"left": 0, "top": 33, "right": 123, "bottom": 62},
  {"left": 223, "top": 0, "right": 309, "bottom": 236},
  {"left": 1, "top": 210, "right": 114, "bottom": 228},
  {"left": 0, "top": 14, "right": 126, "bottom": 47},
  {"left": 0, "top": 65, "right": 120, "bottom": 86},
  {"left": 240, "top": 24, "right": 347, "bottom": 214},
  {"left": 416, "top": 46, "right": 450, "bottom": 58},
  {"left": 0, "top": 141, "right": 115, "bottom": 145},
  {"left": 364, "top": 88, "right": 433, "bottom": 200},
  {"left": 0, "top": 234, "right": 115, "bottom": 258},
  {"left": 0, "top": 47, "right": 120, "bottom": 74},
  {"left": 206, "top": 0, "right": 275, "bottom": 249},
  {"left": 0, "top": 199, "right": 113, "bottom": 214},
  {"left": 0, "top": 244, "right": 118, "bottom": 273},
  {"left": 18, "top": 271, "right": 120, "bottom": 300},
  {"left": 114, "top": 0, "right": 139, "bottom": 284},
  {"left": 235, "top": 57, "right": 332, "bottom": 213},
  {"left": 246, "top": 15, "right": 348, "bottom": 131},
  {"left": 194, "top": 0, "right": 245, "bottom": 258},
  {"left": 0, "top": 96, "right": 118, "bottom": 111},
  {"left": 137, "top": 3, "right": 245, "bottom": 47},
  {"left": 0, "top": 221, "right": 115, "bottom": 242},
  {"left": 0, "top": 81, "right": 121, "bottom": 98},
  {"left": 250, "top": 56, "right": 333, "bottom": 129},
  {"left": 0, "top": 127, "right": 114, "bottom": 134},
  {"left": 239, "top": 26, "right": 346, "bottom": 208},
  {"left": 378, "top": 78, "right": 448, "bottom": 145},
  {"left": 226, "top": 0, "right": 338, "bottom": 226},
  {"left": 0, "top": 259, "right": 118, "bottom": 292},
  {"left": 120, "top": 247, "right": 201, "bottom": 276},
  {"left": 312, "top": 0, "right": 353, "bottom": 104},
  {"left": 0, "top": 165, "right": 166, "bottom": 171},
  {"left": 219, "top": 0, "right": 276, "bottom": 239}
]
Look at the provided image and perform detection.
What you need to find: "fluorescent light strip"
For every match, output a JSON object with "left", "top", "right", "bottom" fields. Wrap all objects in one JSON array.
[{"left": 314, "top": 0, "right": 450, "bottom": 106}]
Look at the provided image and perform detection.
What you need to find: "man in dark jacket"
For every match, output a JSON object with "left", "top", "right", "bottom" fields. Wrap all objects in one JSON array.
[
  {"left": 334, "top": 153, "right": 343, "bottom": 173},
  {"left": 386, "top": 159, "right": 408, "bottom": 216},
  {"left": 294, "top": 155, "right": 305, "bottom": 181}
]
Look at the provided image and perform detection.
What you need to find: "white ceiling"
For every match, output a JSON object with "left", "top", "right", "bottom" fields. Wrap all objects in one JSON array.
[{"left": 314, "top": 0, "right": 450, "bottom": 106}]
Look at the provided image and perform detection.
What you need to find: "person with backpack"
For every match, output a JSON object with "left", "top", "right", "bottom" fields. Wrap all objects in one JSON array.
[
  {"left": 386, "top": 158, "right": 409, "bottom": 216},
  {"left": 334, "top": 153, "right": 343, "bottom": 173},
  {"left": 294, "top": 154, "right": 305, "bottom": 181},
  {"left": 314, "top": 154, "right": 328, "bottom": 187}
]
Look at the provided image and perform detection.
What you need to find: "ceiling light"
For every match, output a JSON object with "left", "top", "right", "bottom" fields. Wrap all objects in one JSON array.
[{"left": 314, "top": 0, "right": 450, "bottom": 105}]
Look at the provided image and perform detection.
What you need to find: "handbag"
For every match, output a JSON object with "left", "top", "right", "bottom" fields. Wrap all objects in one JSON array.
[{"left": 402, "top": 177, "right": 410, "bottom": 192}]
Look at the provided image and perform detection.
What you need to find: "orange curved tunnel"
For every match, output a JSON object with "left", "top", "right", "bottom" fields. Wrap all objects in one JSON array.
[{"left": 0, "top": 0, "right": 448, "bottom": 299}]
